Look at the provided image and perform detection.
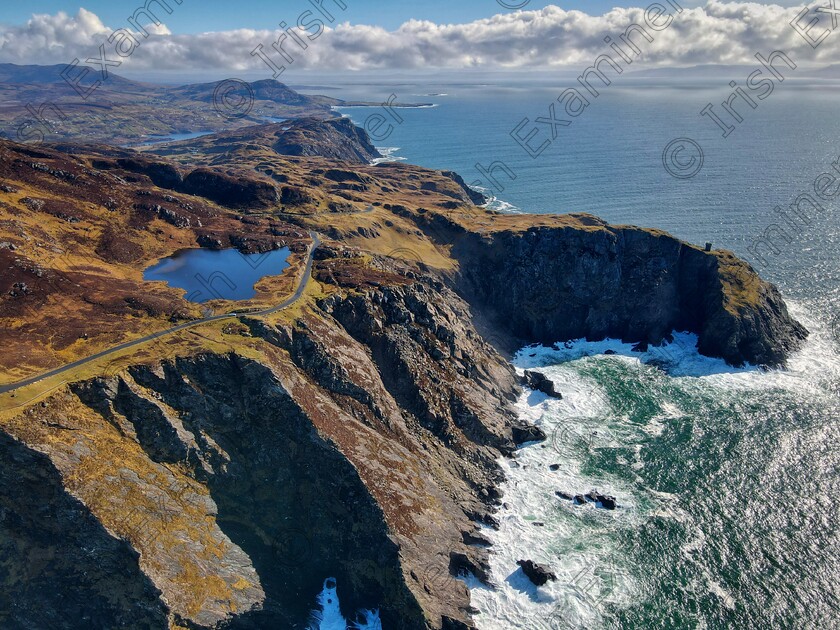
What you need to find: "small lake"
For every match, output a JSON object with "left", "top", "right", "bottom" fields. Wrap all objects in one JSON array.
[
  {"left": 135, "top": 131, "right": 214, "bottom": 146},
  {"left": 143, "top": 247, "right": 291, "bottom": 303}
]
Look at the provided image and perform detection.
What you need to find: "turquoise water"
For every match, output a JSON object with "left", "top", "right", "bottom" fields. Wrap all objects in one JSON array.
[
  {"left": 143, "top": 247, "right": 291, "bottom": 303},
  {"left": 469, "top": 327, "right": 840, "bottom": 630},
  {"left": 324, "top": 78, "right": 840, "bottom": 629}
]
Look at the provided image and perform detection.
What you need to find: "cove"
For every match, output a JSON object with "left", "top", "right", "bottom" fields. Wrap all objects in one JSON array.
[{"left": 143, "top": 247, "right": 291, "bottom": 303}]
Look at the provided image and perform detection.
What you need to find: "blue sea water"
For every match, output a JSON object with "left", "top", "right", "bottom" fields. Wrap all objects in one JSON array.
[
  {"left": 310, "top": 76, "right": 840, "bottom": 629},
  {"left": 331, "top": 77, "right": 839, "bottom": 307}
]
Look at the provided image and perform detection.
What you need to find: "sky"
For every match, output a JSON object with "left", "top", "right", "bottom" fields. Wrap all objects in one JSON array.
[
  {"left": 0, "top": 1, "right": 835, "bottom": 74},
  {"left": 0, "top": 1, "right": 714, "bottom": 33}
]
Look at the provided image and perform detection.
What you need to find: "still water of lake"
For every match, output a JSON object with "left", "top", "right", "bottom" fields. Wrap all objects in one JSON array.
[{"left": 143, "top": 247, "right": 291, "bottom": 303}]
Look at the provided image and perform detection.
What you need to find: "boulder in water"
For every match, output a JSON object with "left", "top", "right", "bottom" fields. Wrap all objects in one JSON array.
[
  {"left": 522, "top": 370, "right": 563, "bottom": 398},
  {"left": 584, "top": 492, "right": 618, "bottom": 510},
  {"left": 517, "top": 559, "right": 557, "bottom": 586},
  {"left": 511, "top": 424, "right": 547, "bottom": 445},
  {"left": 597, "top": 495, "right": 617, "bottom": 510}
]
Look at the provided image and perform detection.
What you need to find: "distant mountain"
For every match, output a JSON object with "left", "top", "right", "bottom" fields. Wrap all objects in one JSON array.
[
  {"left": 165, "top": 78, "right": 338, "bottom": 108},
  {"left": 0, "top": 66, "right": 341, "bottom": 145},
  {"left": 0, "top": 63, "right": 141, "bottom": 88}
]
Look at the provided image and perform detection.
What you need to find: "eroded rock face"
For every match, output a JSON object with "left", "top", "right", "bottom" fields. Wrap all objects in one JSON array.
[
  {"left": 318, "top": 281, "right": 520, "bottom": 454},
  {"left": 273, "top": 118, "right": 381, "bottom": 164},
  {"left": 3, "top": 270, "right": 528, "bottom": 629},
  {"left": 105, "top": 157, "right": 183, "bottom": 189},
  {"left": 69, "top": 355, "right": 422, "bottom": 628},
  {"left": 180, "top": 168, "right": 278, "bottom": 210},
  {"left": 450, "top": 220, "right": 807, "bottom": 367}
]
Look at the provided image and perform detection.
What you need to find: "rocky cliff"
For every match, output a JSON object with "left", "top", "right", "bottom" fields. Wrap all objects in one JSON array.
[
  {"left": 450, "top": 218, "right": 806, "bottom": 367},
  {"left": 0, "top": 118, "right": 810, "bottom": 630},
  {"left": 401, "top": 210, "right": 807, "bottom": 368},
  {"left": 1, "top": 253, "right": 526, "bottom": 629}
]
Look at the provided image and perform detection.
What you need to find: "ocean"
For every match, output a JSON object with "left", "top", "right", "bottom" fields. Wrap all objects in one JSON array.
[{"left": 304, "top": 75, "right": 839, "bottom": 628}]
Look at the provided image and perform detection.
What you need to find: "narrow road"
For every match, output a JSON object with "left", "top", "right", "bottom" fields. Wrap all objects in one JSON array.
[{"left": 0, "top": 232, "right": 321, "bottom": 396}]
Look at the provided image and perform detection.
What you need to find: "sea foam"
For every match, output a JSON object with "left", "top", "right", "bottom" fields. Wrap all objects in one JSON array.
[
  {"left": 308, "top": 578, "right": 382, "bottom": 630},
  {"left": 470, "top": 312, "right": 840, "bottom": 629}
]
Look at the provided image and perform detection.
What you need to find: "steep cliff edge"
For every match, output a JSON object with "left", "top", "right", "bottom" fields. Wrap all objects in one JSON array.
[{"left": 404, "top": 210, "right": 807, "bottom": 368}]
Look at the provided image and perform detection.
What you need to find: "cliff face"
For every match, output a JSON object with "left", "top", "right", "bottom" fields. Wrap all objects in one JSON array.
[
  {"left": 1, "top": 253, "right": 524, "bottom": 629},
  {"left": 417, "top": 214, "right": 807, "bottom": 367},
  {"left": 0, "top": 431, "right": 169, "bottom": 629}
]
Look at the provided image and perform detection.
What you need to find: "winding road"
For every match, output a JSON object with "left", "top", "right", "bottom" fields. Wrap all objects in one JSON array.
[{"left": 0, "top": 232, "right": 321, "bottom": 397}]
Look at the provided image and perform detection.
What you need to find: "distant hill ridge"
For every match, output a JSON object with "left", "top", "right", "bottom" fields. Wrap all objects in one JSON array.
[
  {"left": 0, "top": 63, "right": 141, "bottom": 87},
  {"left": 0, "top": 63, "right": 324, "bottom": 101}
]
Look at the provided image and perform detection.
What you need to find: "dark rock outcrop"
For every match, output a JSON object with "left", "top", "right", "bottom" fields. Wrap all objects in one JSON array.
[
  {"left": 517, "top": 560, "right": 557, "bottom": 586},
  {"left": 91, "top": 155, "right": 280, "bottom": 212},
  {"left": 318, "top": 279, "right": 521, "bottom": 455},
  {"left": 584, "top": 492, "right": 618, "bottom": 510},
  {"left": 511, "top": 424, "right": 547, "bottom": 445},
  {"left": 280, "top": 185, "right": 314, "bottom": 206},
  {"left": 450, "top": 551, "right": 493, "bottom": 586},
  {"left": 181, "top": 168, "right": 278, "bottom": 210},
  {"left": 441, "top": 170, "right": 488, "bottom": 205},
  {"left": 104, "top": 157, "right": 183, "bottom": 189},
  {"left": 522, "top": 370, "right": 562, "bottom": 398},
  {"left": 273, "top": 118, "right": 381, "bottom": 164}
]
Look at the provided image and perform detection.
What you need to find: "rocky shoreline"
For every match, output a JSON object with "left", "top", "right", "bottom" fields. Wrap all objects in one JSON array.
[{"left": 0, "top": 110, "right": 809, "bottom": 628}]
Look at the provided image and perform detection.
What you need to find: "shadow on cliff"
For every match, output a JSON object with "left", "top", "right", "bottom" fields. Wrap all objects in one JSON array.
[
  {"left": 0, "top": 430, "right": 168, "bottom": 629},
  {"left": 123, "top": 354, "right": 424, "bottom": 629}
]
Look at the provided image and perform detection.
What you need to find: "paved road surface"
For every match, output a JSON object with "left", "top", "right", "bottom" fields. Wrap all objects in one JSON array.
[{"left": 0, "top": 232, "right": 321, "bottom": 396}]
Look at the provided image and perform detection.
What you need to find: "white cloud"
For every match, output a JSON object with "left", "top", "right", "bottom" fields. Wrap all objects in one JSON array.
[{"left": 0, "top": 3, "right": 837, "bottom": 73}]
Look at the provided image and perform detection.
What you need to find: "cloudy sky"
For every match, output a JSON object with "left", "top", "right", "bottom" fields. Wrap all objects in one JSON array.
[{"left": 0, "top": 1, "right": 836, "bottom": 74}]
